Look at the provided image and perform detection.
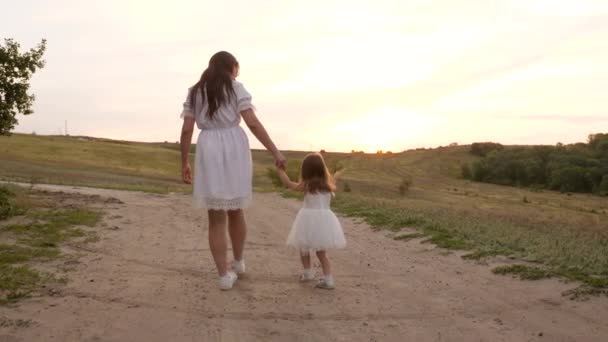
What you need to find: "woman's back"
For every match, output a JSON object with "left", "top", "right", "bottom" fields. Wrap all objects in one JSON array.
[{"left": 183, "top": 80, "right": 253, "bottom": 130}]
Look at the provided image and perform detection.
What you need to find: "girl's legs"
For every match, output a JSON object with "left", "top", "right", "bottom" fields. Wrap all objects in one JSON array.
[
  {"left": 299, "top": 250, "right": 315, "bottom": 281},
  {"left": 300, "top": 250, "right": 311, "bottom": 270},
  {"left": 207, "top": 210, "right": 229, "bottom": 276},
  {"left": 227, "top": 209, "right": 247, "bottom": 262},
  {"left": 315, "top": 250, "right": 331, "bottom": 276},
  {"left": 315, "top": 250, "right": 335, "bottom": 289}
]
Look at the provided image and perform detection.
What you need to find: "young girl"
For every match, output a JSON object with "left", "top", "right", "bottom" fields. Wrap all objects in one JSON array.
[
  {"left": 276, "top": 153, "right": 346, "bottom": 289},
  {"left": 179, "top": 51, "right": 285, "bottom": 290}
]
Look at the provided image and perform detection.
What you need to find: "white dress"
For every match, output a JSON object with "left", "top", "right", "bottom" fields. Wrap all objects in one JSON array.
[
  {"left": 180, "top": 81, "right": 254, "bottom": 210},
  {"left": 286, "top": 192, "right": 346, "bottom": 251}
]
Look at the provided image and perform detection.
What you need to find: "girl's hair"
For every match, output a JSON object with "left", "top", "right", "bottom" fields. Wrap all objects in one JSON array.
[
  {"left": 190, "top": 51, "right": 239, "bottom": 119},
  {"left": 298, "top": 153, "right": 336, "bottom": 193}
]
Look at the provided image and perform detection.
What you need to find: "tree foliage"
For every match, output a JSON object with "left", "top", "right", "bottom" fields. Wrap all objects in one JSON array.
[
  {"left": 470, "top": 142, "right": 504, "bottom": 157},
  {"left": 0, "top": 38, "right": 46, "bottom": 135},
  {"left": 463, "top": 134, "right": 608, "bottom": 195}
]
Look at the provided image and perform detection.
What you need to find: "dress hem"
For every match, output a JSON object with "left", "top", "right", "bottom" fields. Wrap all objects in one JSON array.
[{"left": 192, "top": 196, "right": 251, "bottom": 211}]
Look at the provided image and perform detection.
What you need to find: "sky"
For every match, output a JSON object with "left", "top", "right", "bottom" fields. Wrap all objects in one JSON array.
[{"left": 2, "top": 0, "right": 608, "bottom": 152}]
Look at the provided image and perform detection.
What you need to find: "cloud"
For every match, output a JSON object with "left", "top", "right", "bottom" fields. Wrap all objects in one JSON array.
[{"left": 516, "top": 114, "right": 608, "bottom": 123}]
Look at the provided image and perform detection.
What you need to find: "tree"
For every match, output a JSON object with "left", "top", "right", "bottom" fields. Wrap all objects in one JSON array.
[
  {"left": 0, "top": 38, "right": 46, "bottom": 135},
  {"left": 599, "top": 175, "right": 608, "bottom": 196},
  {"left": 549, "top": 166, "right": 591, "bottom": 193},
  {"left": 470, "top": 142, "right": 504, "bottom": 157},
  {"left": 588, "top": 133, "right": 608, "bottom": 155}
]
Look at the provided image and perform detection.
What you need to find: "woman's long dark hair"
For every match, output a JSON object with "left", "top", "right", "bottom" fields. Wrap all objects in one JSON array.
[{"left": 190, "top": 51, "right": 239, "bottom": 119}]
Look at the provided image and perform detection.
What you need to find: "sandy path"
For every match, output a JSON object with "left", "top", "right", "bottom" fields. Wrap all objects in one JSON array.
[{"left": 1, "top": 185, "right": 607, "bottom": 342}]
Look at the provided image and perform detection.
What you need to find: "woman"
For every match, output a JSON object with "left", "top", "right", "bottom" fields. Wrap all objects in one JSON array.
[{"left": 179, "top": 51, "right": 285, "bottom": 290}]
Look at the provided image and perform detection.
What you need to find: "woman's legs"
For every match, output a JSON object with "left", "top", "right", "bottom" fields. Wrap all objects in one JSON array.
[
  {"left": 227, "top": 209, "right": 247, "bottom": 262},
  {"left": 208, "top": 210, "right": 228, "bottom": 276}
]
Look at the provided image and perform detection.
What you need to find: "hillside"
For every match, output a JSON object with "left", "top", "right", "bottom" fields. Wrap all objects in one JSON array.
[{"left": 1, "top": 133, "right": 608, "bottom": 289}]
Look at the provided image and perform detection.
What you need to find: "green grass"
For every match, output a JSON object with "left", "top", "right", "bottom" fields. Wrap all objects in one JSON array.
[
  {"left": 330, "top": 193, "right": 608, "bottom": 288},
  {"left": 0, "top": 185, "right": 29, "bottom": 220},
  {"left": 0, "top": 244, "right": 59, "bottom": 263},
  {"left": 489, "top": 264, "right": 608, "bottom": 299},
  {"left": 0, "top": 265, "right": 43, "bottom": 304},
  {"left": 0, "top": 317, "right": 33, "bottom": 328},
  {"left": 0, "top": 184, "right": 102, "bottom": 304},
  {"left": 4, "top": 208, "right": 100, "bottom": 248},
  {"left": 492, "top": 265, "right": 552, "bottom": 280},
  {"left": 0, "top": 134, "right": 192, "bottom": 194},
  {"left": 461, "top": 250, "right": 501, "bottom": 260},
  {"left": 393, "top": 232, "right": 426, "bottom": 241},
  {"left": 2, "top": 133, "right": 608, "bottom": 293}
]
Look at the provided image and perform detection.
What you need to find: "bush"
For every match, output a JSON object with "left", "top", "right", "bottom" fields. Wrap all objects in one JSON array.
[
  {"left": 461, "top": 163, "right": 472, "bottom": 179},
  {"left": 471, "top": 160, "right": 489, "bottom": 182},
  {"left": 0, "top": 187, "right": 15, "bottom": 220},
  {"left": 398, "top": 175, "right": 413, "bottom": 196}
]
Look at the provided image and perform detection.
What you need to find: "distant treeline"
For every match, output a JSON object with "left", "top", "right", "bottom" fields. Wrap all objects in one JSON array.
[{"left": 462, "top": 133, "right": 608, "bottom": 195}]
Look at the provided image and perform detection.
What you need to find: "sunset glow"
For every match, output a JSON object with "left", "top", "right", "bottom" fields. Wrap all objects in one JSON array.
[{"left": 3, "top": 0, "right": 607, "bottom": 152}]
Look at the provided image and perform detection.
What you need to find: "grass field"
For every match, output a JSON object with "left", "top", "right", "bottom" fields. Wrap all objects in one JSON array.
[
  {"left": 0, "top": 183, "right": 102, "bottom": 304},
  {"left": 1, "top": 133, "right": 607, "bottom": 293}
]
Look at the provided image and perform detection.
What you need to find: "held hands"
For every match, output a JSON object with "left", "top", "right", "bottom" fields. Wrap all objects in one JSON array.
[
  {"left": 182, "top": 163, "right": 193, "bottom": 184},
  {"left": 274, "top": 151, "right": 287, "bottom": 170}
]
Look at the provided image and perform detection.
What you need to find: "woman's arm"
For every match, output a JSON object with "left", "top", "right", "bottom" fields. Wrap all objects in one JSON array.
[
  {"left": 240, "top": 109, "right": 286, "bottom": 168},
  {"left": 277, "top": 168, "right": 300, "bottom": 191},
  {"left": 180, "top": 117, "right": 195, "bottom": 184}
]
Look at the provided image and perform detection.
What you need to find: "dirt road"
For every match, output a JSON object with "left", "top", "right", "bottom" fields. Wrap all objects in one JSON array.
[{"left": 1, "top": 185, "right": 607, "bottom": 342}]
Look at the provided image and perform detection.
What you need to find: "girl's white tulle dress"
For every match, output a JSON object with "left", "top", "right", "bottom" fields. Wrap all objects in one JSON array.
[
  {"left": 180, "top": 81, "right": 254, "bottom": 210},
  {"left": 286, "top": 192, "right": 346, "bottom": 251}
]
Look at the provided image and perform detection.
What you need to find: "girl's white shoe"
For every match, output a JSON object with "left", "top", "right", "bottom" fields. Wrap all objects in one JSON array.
[
  {"left": 219, "top": 270, "right": 238, "bottom": 290},
  {"left": 299, "top": 269, "right": 315, "bottom": 282},
  {"left": 315, "top": 275, "right": 335, "bottom": 289},
  {"left": 232, "top": 259, "right": 246, "bottom": 275}
]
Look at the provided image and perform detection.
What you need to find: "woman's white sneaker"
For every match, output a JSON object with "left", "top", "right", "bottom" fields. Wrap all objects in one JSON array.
[
  {"left": 219, "top": 270, "right": 238, "bottom": 290},
  {"left": 232, "top": 259, "right": 246, "bottom": 275}
]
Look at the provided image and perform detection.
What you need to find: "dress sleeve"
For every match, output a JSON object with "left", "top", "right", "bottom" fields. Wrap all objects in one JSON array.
[
  {"left": 235, "top": 82, "right": 256, "bottom": 113},
  {"left": 180, "top": 88, "right": 195, "bottom": 119}
]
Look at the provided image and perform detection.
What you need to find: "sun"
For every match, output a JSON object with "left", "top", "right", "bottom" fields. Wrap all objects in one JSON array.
[{"left": 330, "top": 106, "right": 434, "bottom": 153}]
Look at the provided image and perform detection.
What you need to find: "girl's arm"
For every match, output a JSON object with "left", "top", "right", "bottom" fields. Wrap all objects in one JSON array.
[
  {"left": 333, "top": 168, "right": 345, "bottom": 181},
  {"left": 241, "top": 109, "right": 286, "bottom": 168},
  {"left": 180, "top": 117, "right": 195, "bottom": 184},
  {"left": 276, "top": 168, "right": 300, "bottom": 191}
]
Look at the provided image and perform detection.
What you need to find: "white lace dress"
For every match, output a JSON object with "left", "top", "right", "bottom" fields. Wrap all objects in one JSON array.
[
  {"left": 180, "top": 81, "right": 254, "bottom": 210},
  {"left": 286, "top": 192, "right": 346, "bottom": 251}
]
